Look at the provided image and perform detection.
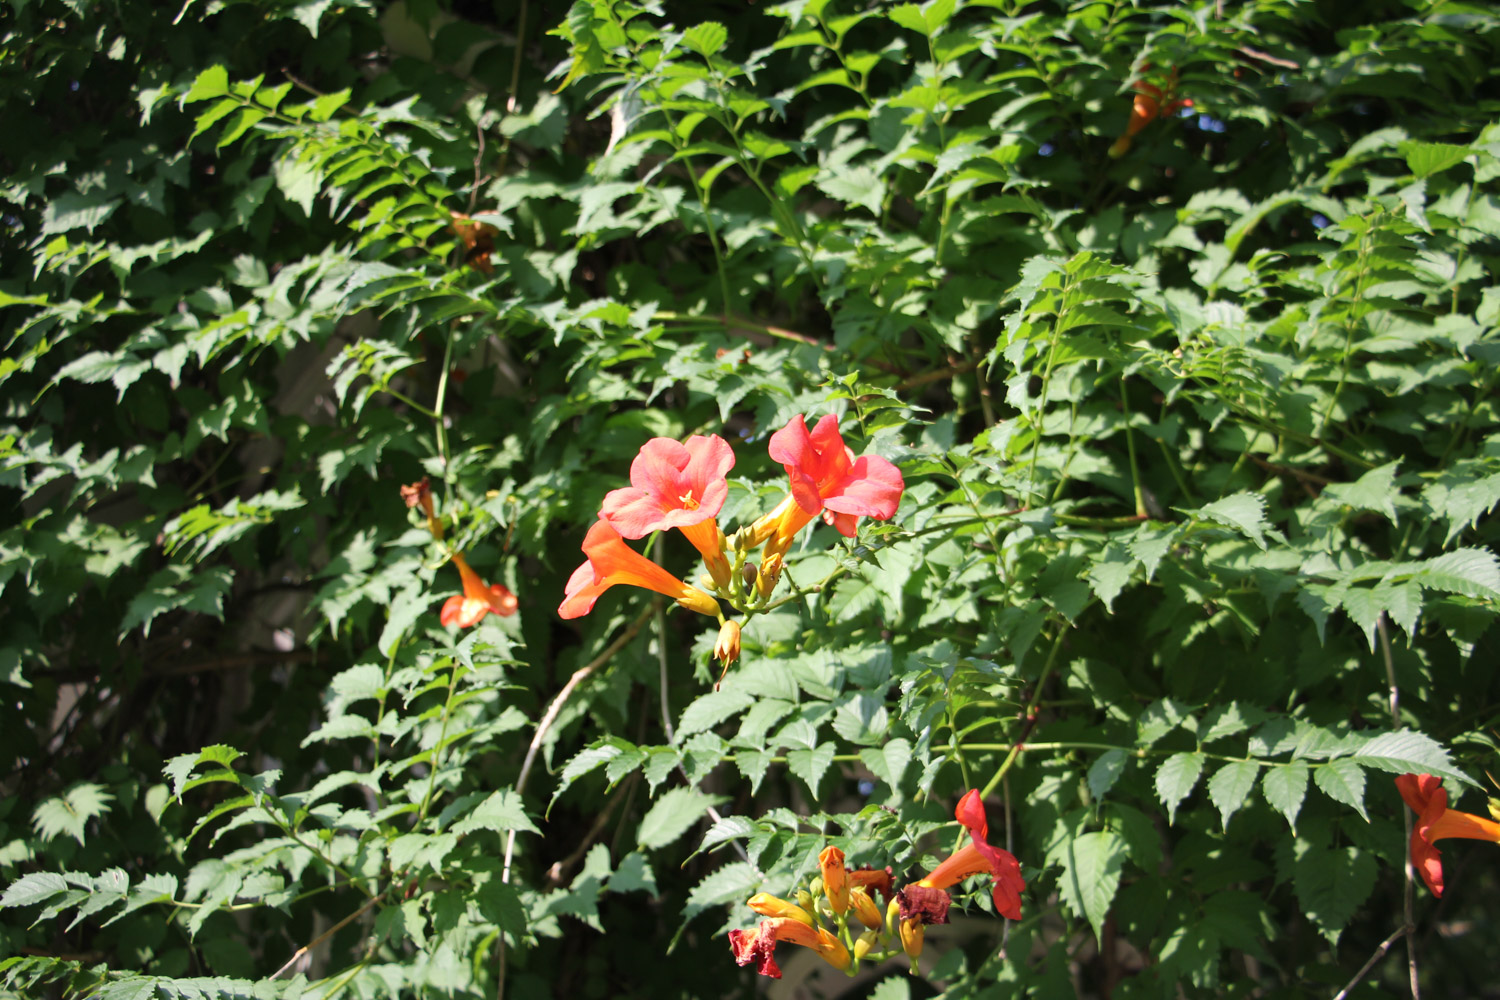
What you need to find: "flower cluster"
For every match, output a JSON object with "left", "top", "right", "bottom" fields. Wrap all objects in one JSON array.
[
  {"left": 1108, "top": 65, "right": 1193, "bottom": 159},
  {"left": 1396, "top": 773, "right": 1500, "bottom": 898},
  {"left": 557, "top": 414, "right": 903, "bottom": 671},
  {"left": 401, "top": 477, "right": 518, "bottom": 628},
  {"left": 729, "top": 790, "right": 1025, "bottom": 979}
]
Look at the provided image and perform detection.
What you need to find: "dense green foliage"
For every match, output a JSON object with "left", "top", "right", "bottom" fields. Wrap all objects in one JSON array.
[{"left": 3, "top": 0, "right": 1500, "bottom": 997}]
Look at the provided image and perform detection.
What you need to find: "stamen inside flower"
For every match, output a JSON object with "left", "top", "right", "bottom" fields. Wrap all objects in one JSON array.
[{"left": 679, "top": 490, "right": 700, "bottom": 510}]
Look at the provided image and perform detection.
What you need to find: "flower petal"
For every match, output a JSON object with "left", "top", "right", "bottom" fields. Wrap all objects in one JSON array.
[
  {"left": 768, "top": 416, "right": 823, "bottom": 514},
  {"left": 822, "top": 454, "right": 904, "bottom": 520}
]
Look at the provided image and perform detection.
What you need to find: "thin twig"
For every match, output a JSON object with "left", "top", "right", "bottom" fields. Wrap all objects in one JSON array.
[
  {"left": 1332, "top": 924, "right": 1408, "bottom": 1000},
  {"left": 1379, "top": 613, "right": 1420, "bottom": 998},
  {"left": 493, "top": 0, "right": 530, "bottom": 181},
  {"left": 270, "top": 893, "right": 382, "bottom": 980},
  {"left": 656, "top": 605, "right": 748, "bottom": 862},
  {"left": 547, "top": 776, "right": 637, "bottom": 884},
  {"left": 496, "top": 603, "right": 657, "bottom": 1000},
  {"left": 502, "top": 602, "right": 658, "bottom": 882},
  {"left": 893, "top": 358, "right": 979, "bottom": 392}
]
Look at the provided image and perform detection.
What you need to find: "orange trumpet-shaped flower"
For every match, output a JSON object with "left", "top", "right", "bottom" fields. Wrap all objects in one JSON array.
[
  {"left": 440, "top": 552, "right": 518, "bottom": 628},
  {"left": 1108, "top": 70, "right": 1193, "bottom": 159},
  {"left": 743, "top": 414, "right": 904, "bottom": 596},
  {"left": 558, "top": 519, "right": 721, "bottom": 619},
  {"left": 751, "top": 414, "right": 904, "bottom": 543},
  {"left": 1396, "top": 773, "right": 1500, "bottom": 897},
  {"left": 728, "top": 917, "right": 850, "bottom": 979},
  {"left": 600, "top": 435, "right": 736, "bottom": 586},
  {"left": 918, "top": 789, "right": 1025, "bottom": 920}
]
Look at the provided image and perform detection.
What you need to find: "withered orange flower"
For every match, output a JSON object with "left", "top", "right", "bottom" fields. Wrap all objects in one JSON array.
[{"left": 449, "top": 210, "right": 500, "bottom": 274}]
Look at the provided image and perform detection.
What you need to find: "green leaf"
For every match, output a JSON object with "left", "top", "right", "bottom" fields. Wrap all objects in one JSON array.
[
  {"left": 610, "top": 852, "right": 658, "bottom": 895},
  {"left": 1261, "top": 762, "right": 1309, "bottom": 831},
  {"left": 817, "top": 165, "right": 884, "bottom": 216},
  {"left": 682, "top": 21, "right": 728, "bottom": 57},
  {"left": 476, "top": 878, "right": 526, "bottom": 935},
  {"left": 1197, "top": 702, "right": 1267, "bottom": 744},
  {"left": 1413, "top": 547, "right": 1500, "bottom": 600},
  {"left": 1137, "top": 698, "right": 1190, "bottom": 746},
  {"left": 1184, "top": 492, "right": 1268, "bottom": 549},
  {"left": 1312, "top": 759, "right": 1368, "bottom": 820},
  {"left": 636, "top": 787, "right": 720, "bottom": 850},
  {"left": 786, "top": 742, "right": 837, "bottom": 798},
  {"left": 1086, "top": 545, "right": 1135, "bottom": 612},
  {"left": 41, "top": 191, "right": 122, "bottom": 235},
  {"left": 1, "top": 872, "right": 69, "bottom": 909},
  {"left": 1293, "top": 843, "right": 1376, "bottom": 945},
  {"left": 1059, "top": 830, "right": 1125, "bottom": 943},
  {"left": 868, "top": 975, "right": 911, "bottom": 1000},
  {"left": 32, "top": 784, "right": 114, "bottom": 844},
  {"left": 450, "top": 790, "right": 541, "bottom": 837},
  {"left": 1351, "top": 730, "right": 1474, "bottom": 787},
  {"left": 696, "top": 815, "right": 757, "bottom": 856},
  {"left": 1087, "top": 749, "right": 1128, "bottom": 800},
  {"left": 182, "top": 64, "right": 229, "bottom": 103},
  {"left": 1154, "top": 752, "right": 1204, "bottom": 824},
  {"left": 1322, "top": 461, "right": 1400, "bottom": 525},
  {"left": 1400, "top": 141, "right": 1471, "bottom": 179},
  {"left": 677, "top": 689, "right": 755, "bottom": 738},
  {"left": 1207, "top": 761, "right": 1260, "bottom": 831},
  {"left": 162, "top": 745, "right": 243, "bottom": 797},
  {"left": 858, "top": 737, "right": 911, "bottom": 790},
  {"left": 550, "top": 740, "right": 631, "bottom": 813}
]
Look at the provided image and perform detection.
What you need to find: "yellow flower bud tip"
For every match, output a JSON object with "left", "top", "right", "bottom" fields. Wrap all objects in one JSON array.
[
  {"left": 699, "top": 572, "right": 717, "bottom": 590},
  {"left": 796, "top": 889, "right": 815, "bottom": 913},
  {"left": 850, "top": 887, "right": 883, "bottom": 930},
  {"left": 853, "top": 928, "right": 878, "bottom": 962},
  {"left": 900, "top": 917, "right": 925, "bottom": 962},
  {"left": 747, "top": 892, "right": 816, "bottom": 926}
]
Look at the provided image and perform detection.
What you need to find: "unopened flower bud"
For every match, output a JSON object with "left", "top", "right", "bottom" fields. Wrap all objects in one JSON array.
[
  {"left": 900, "top": 917, "right": 924, "bottom": 963},
  {"left": 747, "top": 892, "right": 815, "bottom": 926},
  {"left": 850, "top": 887, "right": 883, "bottom": 930},
  {"left": 757, "top": 552, "right": 783, "bottom": 598},
  {"left": 742, "top": 563, "right": 758, "bottom": 588},
  {"left": 714, "top": 620, "right": 742, "bottom": 670},
  {"left": 796, "top": 889, "right": 815, "bottom": 913},
  {"left": 700, "top": 572, "right": 718, "bottom": 590},
  {"left": 853, "top": 927, "right": 879, "bottom": 962},
  {"left": 819, "top": 846, "right": 850, "bottom": 915}
]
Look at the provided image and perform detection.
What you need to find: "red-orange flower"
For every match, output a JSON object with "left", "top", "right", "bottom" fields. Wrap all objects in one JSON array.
[
  {"left": 440, "top": 552, "right": 518, "bottom": 628},
  {"left": 600, "top": 435, "right": 735, "bottom": 586},
  {"left": 1108, "top": 69, "right": 1193, "bottom": 158},
  {"left": 764, "top": 414, "right": 904, "bottom": 540},
  {"left": 400, "top": 477, "right": 444, "bottom": 539},
  {"left": 1395, "top": 773, "right": 1500, "bottom": 897},
  {"left": 728, "top": 917, "right": 850, "bottom": 979},
  {"left": 918, "top": 789, "right": 1025, "bottom": 920},
  {"left": 743, "top": 414, "right": 903, "bottom": 597},
  {"left": 450, "top": 211, "right": 500, "bottom": 274},
  {"left": 558, "top": 519, "right": 721, "bottom": 619}
]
